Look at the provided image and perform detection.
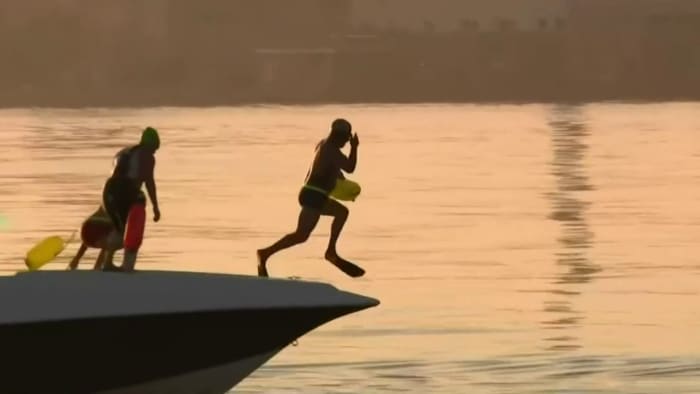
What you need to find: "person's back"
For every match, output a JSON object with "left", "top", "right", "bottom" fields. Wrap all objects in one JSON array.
[
  {"left": 83, "top": 205, "right": 111, "bottom": 227},
  {"left": 111, "top": 144, "right": 155, "bottom": 191},
  {"left": 305, "top": 139, "right": 343, "bottom": 194}
]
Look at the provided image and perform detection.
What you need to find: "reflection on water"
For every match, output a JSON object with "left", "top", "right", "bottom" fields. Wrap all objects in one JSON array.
[{"left": 542, "top": 105, "right": 601, "bottom": 352}]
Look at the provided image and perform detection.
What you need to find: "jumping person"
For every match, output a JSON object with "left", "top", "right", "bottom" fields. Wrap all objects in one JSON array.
[{"left": 256, "top": 118, "right": 365, "bottom": 278}]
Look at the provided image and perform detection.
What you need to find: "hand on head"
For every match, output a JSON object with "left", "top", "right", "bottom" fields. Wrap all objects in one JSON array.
[{"left": 350, "top": 133, "right": 359, "bottom": 147}]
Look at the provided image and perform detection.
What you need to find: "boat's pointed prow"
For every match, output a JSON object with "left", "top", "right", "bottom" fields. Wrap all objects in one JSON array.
[
  {"left": 0, "top": 269, "right": 379, "bottom": 394},
  {"left": 337, "top": 289, "right": 381, "bottom": 311}
]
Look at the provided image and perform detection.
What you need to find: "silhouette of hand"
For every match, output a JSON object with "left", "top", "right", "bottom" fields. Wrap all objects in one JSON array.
[
  {"left": 153, "top": 207, "right": 161, "bottom": 222},
  {"left": 350, "top": 133, "right": 359, "bottom": 147}
]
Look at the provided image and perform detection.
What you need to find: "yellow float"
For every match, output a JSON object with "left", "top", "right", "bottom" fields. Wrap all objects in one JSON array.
[
  {"left": 330, "top": 178, "right": 362, "bottom": 202},
  {"left": 24, "top": 232, "right": 76, "bottom": 271}
]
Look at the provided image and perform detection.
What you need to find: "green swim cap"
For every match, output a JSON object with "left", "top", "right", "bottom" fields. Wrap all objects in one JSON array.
[{"left": 140, "top": 127, "right": 160, "bottom": 150}]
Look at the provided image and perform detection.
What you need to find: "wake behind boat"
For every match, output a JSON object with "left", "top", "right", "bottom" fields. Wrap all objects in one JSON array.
[{"left": 0, "top": 270, "right": 379, "bottom": 393}]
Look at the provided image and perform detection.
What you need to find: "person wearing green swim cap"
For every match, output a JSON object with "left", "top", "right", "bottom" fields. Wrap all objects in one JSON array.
[
  {"left": 101, "top": 126, "right": 162, "bottom": 272},
  {"left": 257, "top": 118, "right": 365, "bottom": 279},
  {"left": 140, "top": 126, "right": 160, "bottom": 150}
]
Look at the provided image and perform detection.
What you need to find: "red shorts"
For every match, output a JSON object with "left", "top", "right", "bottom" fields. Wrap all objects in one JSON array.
[{"left": 81, "top": 220, "right": 113, "bottom": 248}]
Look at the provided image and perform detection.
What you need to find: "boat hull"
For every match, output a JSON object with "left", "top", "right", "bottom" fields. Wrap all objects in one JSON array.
[
  {"left": 0, "top": 270, "right": 379, "bottom": 393},
  {"left": 100, "top": 351, "right": 280, "bottom": 394}
]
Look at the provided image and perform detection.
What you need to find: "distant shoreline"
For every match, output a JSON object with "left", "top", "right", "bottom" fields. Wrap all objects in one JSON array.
[{"left": 1, "top": 96, "right": 698, "bottom": 110}]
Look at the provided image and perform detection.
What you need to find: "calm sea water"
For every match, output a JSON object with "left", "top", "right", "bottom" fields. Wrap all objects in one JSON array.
[{"left": 1, "top": 103, "right": 699, "bottom": 393}]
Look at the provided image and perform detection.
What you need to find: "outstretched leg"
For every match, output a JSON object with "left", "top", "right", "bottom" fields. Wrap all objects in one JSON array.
[
  {"left": 68, "top": 243, "right": 88, "bottom": 270},
  {"left": 93, "top": 249, "right": 106, "bottom": 270},
  {"left": 257, "top": 207, "right": 321, "bottom": 277},
  {"left": 321, "top": 199, "right": 365, "bottom": 278},
  {"left": 101, "top": 178, "right": 129, "bottom": 272}
]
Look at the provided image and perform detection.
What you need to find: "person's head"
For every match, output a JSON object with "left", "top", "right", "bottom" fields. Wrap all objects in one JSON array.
[
  {"left": 140, "top": 126, "right": 160, "bottom": 153},
  {"left": 328, "top": 118, "right": 352, "bottom": 148}
]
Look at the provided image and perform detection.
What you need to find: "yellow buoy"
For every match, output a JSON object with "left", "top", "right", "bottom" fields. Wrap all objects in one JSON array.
[
  {"left": 330, "top": 178, "right": 362, "bottom": 202},
  {"left": 24, "top": 232, "right": 75, "bottom": 271}
]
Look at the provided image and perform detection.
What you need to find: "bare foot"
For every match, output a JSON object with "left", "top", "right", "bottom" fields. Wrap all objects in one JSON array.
[
  {"left": 325, "top": 252, "right": 365, "bottom": 278},
  {"left": 102, "top": 264, "right": 125, "bottom": 273},
  {"left": 256, "top": 249, "right": 269, "bottom": 277}
]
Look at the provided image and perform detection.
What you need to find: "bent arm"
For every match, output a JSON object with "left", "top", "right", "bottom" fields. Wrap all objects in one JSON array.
[
  {"left": 142, "top": 156, "right": 160, "bottom": 212},
  {"left": 334, "top": 145, "right": 358, "bottom": 173},
  {"left": 145, "top": 178, "right": 159, "bottom": 212}
]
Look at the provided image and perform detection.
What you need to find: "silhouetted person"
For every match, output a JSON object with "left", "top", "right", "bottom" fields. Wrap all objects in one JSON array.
[
  {"left": 67, "top": 206, "right": 122, "bottom": 270},
  {"left": 257, "top": 118, "right": 365, "bottom": 278},
  {"left": 101, "top": 127, "right": 161, "bottom": 271}
]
